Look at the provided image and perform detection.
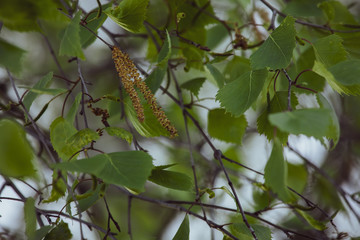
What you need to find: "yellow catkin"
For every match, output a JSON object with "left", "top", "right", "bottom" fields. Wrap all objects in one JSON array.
[
  {"left": 111, "top": 46, "right": 178, "bottom": 138},
  {"left": 112, "top": 46, "right": 145, "bottom": 122}
]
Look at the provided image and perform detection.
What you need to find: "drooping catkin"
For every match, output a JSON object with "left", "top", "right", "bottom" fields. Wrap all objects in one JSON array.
[
  {"left": 112, "top": 46, "right": 144, "bottom": 122},
  {"left": 112, "top": 46, "right": 178, "bottom": 138}
]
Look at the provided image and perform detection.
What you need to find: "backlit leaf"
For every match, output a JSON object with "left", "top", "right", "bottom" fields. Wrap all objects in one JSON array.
[
  {"left": 50, "top": 117, "right": 79, "bottom": 161},
  {"left": 250, "top": 16, "right": 296, "bottom": 70},
  {"left": 217, "top": 69, "right": 268, "bottom": 117},
  {"left": 295, "top": 209, "right": 327, "bottom": 230},
  {"left": 0, "top": 119, "right": 35, "bottom": 178},
  {"left": 104, "top": 0, "right": 149, "bottom": 33},
  {"left": 0, "top": 38, "right": 26, "bottom": 74},
  {"left": 23, "top": 72, "right": 53, "bottom": 111},
  {"left": 26, "top": 87, "right": 67, "bottom": 95},
  {"left": 287, "top": 163, "right": 307, "bottom": 194},
  {"left": 264, "top": 139, "right": 292, "bottom": 202},
  {"left": 65, "top": 93, "right": 82, "bottom": 124},
  {"left": 59, "top": 11, "right": 85, "bottom": 60},
  {"left": 54, "top": 151, "right": 154, "bottom": 192},
  {"left": 208, "top": 108, "right": 247, "bottom": 144},
  {"left": 105, "top": 127, "right": 133, "bottom": 144},
  {"left": 66, "top": 128, "right": 99, "bottom": 149},
  {"left": 172, "top": 215, "right": 190, "bottom": 240}
]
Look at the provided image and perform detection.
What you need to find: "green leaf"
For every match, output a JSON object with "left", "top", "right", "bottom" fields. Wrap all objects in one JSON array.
[
  {"left": 295, "top": 209, "right": 327, "bottom": 230},
  {"left": 313, "top": 34, "right": 348, "bottom": 68},
  {"left": 26, "top": 87, "right": 68, "bottom": 96},
  {"left": 172, "top": 215, "right": 190, "bottom": 240},
  {"left": 316, "top": 94, "right": 340, "bottom": 149},
  {"left": 66, "top": 128, "right": 99, "bottom": 149},
  {"left": 0, "top": 0, "right": 66, "bottom": 32},
  {"left": 0, "top": 119, "right": 35, "bottom": 178},
  {"left": 157, "top": 30, "right": 172, "bottom": 67},
  {"left": 180, "top": 77, "right": 206, "bottom": 97},
  {"left": 312, "top": 60, "right": 360, "bottom": 95},
  {"left": 79, "top": 5, "right": 109, "bottom": 48},
  {"left": 105, "top": 127, "right": 133, "bottom": 144},
  {"left": 182, "top": 46, "right": 204, "bottom": 71},
  {"left": 73, "top": 184, "right": 103, "bottom": 213},
  {"left": 65, "top": 93, "right": 82, "bottom": 124},
  {"left": 50, "top": 117, "right": 79, "bottom": 161},
  {"left": 148, "top": 168, "right": 193, "bottom": 191},
  {"left": 23, "top": 72, "right": 53, "bottom": 111},
  {"left": 318, "top": 1, "right": 357, "bottom": 25},
  {"left": 287, "top": 163, "right": 307, "bottom": 194},
  {"left": 145, "top": 66, "right": 167, "bottom": 93},
  {"left": 59, "top": 11, "right": 85, "bottom": 60},
  {"left": 207, "top": 108, "right": 247, "bottom": 144},
  {"left": 104, "top": 0, "right": 149, "bottom": 33},
  {"left": 257, "top": 91, "right": 298, "bottom": 144},
  {"left": 43, "top": 170, "right": 67, "bottom": 203},
  {"left": 54, "top": 151, "right": 154, "bottom": 192},
  {"left": 223, "top": 56, "right": 251, "bottom": 83},
  {"left": 32, "top": 226, "right": 53, "bottom": 240},
  {"left": 282, "top": 0, "right": 323, "bottom": 17},
  {"left": 216, "top": 69, "right": 268, "bottom": 117},
  {"left": 269, "top": 109, "right": 332, "bottom": 141},
  {"left": 205, "top": 64, "right": 225, "bottom": 88},
  {"left": 328, "top": 59, "right": 360, "bottom": 85},
  {"left": 124, "top": 94, "right": 170, "bottom": 137},
  {"left": 250, "top": 16, "right": 296, "bottom": 70},
  {"left": 232, "top": 222, "right": 272, "bottom": 240},
  {"left": 44, "top": 221, "right": 72, "bottom": 240},
  {"left": 264, "top": 139, "right": 292, "bottom": 202},
  {"left": 24, "top": 197, "right": 36, "bottom": 240},
  {"left": 0, "top": 38, "right": 26, "bottom": 74}
]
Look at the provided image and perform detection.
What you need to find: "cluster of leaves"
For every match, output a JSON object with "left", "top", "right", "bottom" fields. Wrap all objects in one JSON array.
[{"left": 1, "top": 0, "right": 360, "bottom": 239}]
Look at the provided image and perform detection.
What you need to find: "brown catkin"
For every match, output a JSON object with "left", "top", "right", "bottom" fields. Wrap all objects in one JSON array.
[{"left": 111, "top": 46, "right": 178, "bottom": 138}]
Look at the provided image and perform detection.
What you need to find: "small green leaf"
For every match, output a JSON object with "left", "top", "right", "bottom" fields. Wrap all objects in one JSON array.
[
  {"left": 50, "top": 117, "right": 79, "bottom": 161},
  {"left": 0, "top": 119, "right": 35, "bottom": 178},
  {"left": 216, "top": 69, "right": 268, "bottom": 117},
  {"left": 264, "top": 139, "right": 292, "bottom": 202},
  {"left": 295, "top": 209, "right": 327, "bottom": 230},
  {"left": 54, "top": 151, "right": 154, "bottom": 192},
  {"left": 257, "top": 91, "right": 298, "bottom": 143},
  {"left": 313, "top": 34, "right": 348, "bottom": 68},
  {"left": 205, "top": 64, "right": 225, "bottom": 88},
  {"left": 269, "top": 108, "right": 333, "bottom": 141},
  {"left": 223, "top": 56, "right": 251, "bottom": 83},
  {"left": 44, "top": 221, "right": 72, "bottom": 240},
  {"left": 328, "top": 59, "right": 360, "bottom": 85},
  {"left": 66, "top": 128, "right": 99, "bottom": 149},
  {"left": 145, "top": 66, "right": 167, "bottom": 93},
  {"left": 180, "top": 77, "right": 206, "bottom": 97},
  {"left": 148, "top": 168, "right": 193, "bottom": 191},
  {"left": 59, "top": 11, "right": 85, "bottom": 60},
  {"left": 287, "top": 163, "right": 307, "bottom": 194},
  {"left": 25, "top": 87, "right": 68, "bottom": 95},
  {"left": 232, "top": 222, "right": 272, "bottom": 240},
  {"left": 250, "top": 16, "right": 296, "bottom": 70},
  {"left": 43, "top": 170, "right": 67, "bottom": 203},
  {"left": 316, "top": 94, "right": 340, "bottom": 149},
  {"left": 24, "top": 197, "right": 36, "bottom": 240},
  {"left": 157, "top": 30, "right": 172, "bottom": 67},
  {"left": 124, "top": 94, "right": 170, "bottom": 137},
  {"left": 65, "top": 93, "right": 82, "bottom": 124},
  {"left": 23, "top": 72, "right": 53, "bottom": 111},
  {"left": 0, "top": 38, "right": 26, "bottom": 74},
  {"left": 105, "top": 127, "right": 133, "bottom": 144},
  {"left": 172, "top": 215, "right": 190, "bottom": 240},
  {"left": 207, "top": 108, "right": 247, "bottom": 144},
  {"left": 79, "top": 5, "right": 109, "bottom": 48},
  {"left": 32, "top": 226, "right": 53, "bottom": 240},
  {"left": 104, "top": 0, "right": 149, "bottom": 33}
]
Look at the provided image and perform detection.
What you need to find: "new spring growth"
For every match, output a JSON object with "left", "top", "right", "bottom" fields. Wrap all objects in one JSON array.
[{"left": 112, "top": 46, "right": 178, "bottom": 138}]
